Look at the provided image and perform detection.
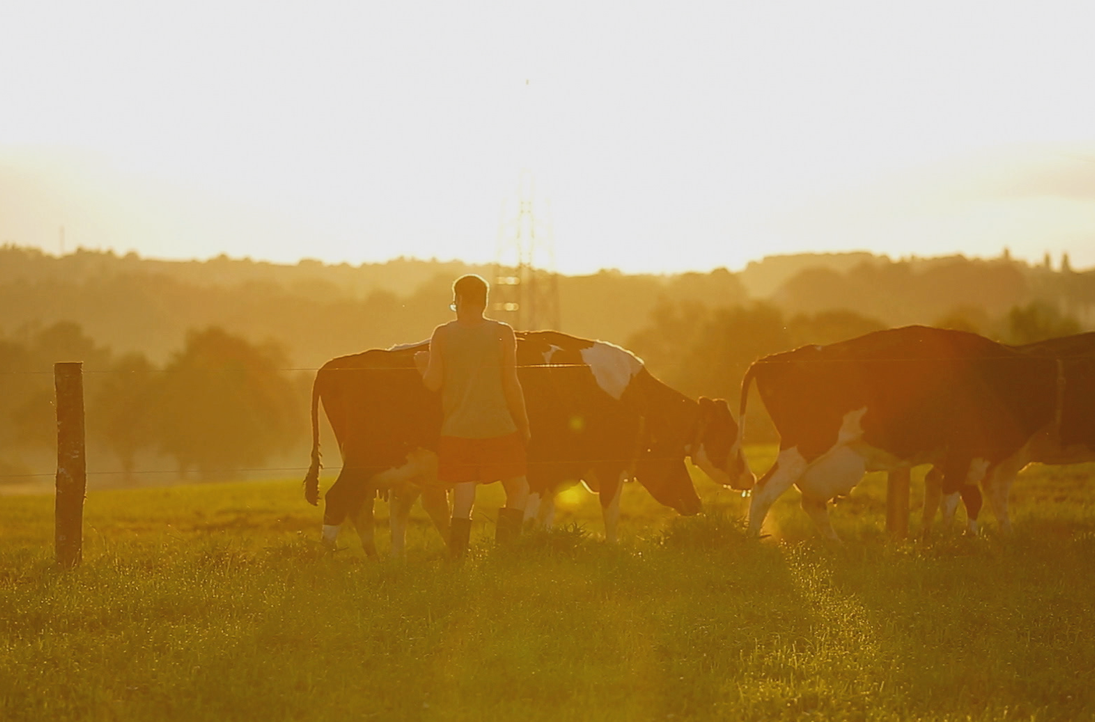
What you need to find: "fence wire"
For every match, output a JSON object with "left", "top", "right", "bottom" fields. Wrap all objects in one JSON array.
[{"left": 5, "top": 345, "right": 1094, "bottom": 483}]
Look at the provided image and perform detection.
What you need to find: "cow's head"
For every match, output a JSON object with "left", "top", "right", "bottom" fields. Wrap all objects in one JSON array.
[
  {"left": 635, "top": 441, "right": 703, "bottom": 516},
  {"left": 688, "top": 397, "right": 735, "bottom": 486},
  {"left": 688, "top": 397, "right": 754, "bottom": 491}
]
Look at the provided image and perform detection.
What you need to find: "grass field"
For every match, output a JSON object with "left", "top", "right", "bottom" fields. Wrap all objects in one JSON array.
[{"left": 3, "top": 449, "right": 1095, "bottom": 721}]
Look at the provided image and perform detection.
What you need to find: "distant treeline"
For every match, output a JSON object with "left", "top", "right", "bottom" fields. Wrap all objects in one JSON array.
[
  {"left": 0, "top": 245, "right": 757, "bottom": 366},
  {"left": 1, "top": 244, "right": 1091, "bottom": 486},
  {"left": 0, "top": 321, "right": 306, "bottom": 484},
  {"left": 2, "top": 244, "right": 1092, "bottom": 365}
]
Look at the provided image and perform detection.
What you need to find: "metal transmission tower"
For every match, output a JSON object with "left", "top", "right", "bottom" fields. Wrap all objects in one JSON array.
[{"left": 492, "top": 172, "right": 560, "bottom": 330}]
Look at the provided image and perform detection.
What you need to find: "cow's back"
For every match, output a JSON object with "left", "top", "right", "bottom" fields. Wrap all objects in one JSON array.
[
  {"left": 751, "top": 326, "right": 1058, "bottom": 464},
  {"left": 516, "top": 331, "right": 642, "bottom": 483},
  {"left": 317, "top": 346, "right": 441, "bottom": 472}
]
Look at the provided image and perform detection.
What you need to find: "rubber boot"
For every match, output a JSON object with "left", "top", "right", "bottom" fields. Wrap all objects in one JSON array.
[
  {"left": 495, "top": 507, "right": 525, "bottom": 545},
  {"left": 449, "top": 517, "right": 472, "bottom": 559}
]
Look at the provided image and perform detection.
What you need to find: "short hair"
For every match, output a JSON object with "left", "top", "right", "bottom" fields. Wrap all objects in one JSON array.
[{"left": 453, "top": 274, "right": 488, "bottom": 308}]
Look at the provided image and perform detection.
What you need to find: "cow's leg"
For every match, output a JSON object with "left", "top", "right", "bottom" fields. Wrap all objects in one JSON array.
[
  {"left": 535, "top": 488, "right": 558, "bottom": 530},
  {"left": 368, "top": 448, "right": 441, "bottom": 555},
  {"left": 747, "top": 447, "right": 808, "bottom": 536},
  {"left": 349, "top": 495, "right": 379, "bottom": 559},
  {"left": 940, "top": 490, "right": 961, "bottom": 533},
  {"left": 800, "top": 493, "right": 839, "bottom": 542},
  {"left": 961, "top": 484, "right": 983, "bottom": 536},
  {"left": 924, "top": 468, "right": 983, "bottom": 538},
  {"left": 982, "top": 453, "right": 1026, "bottom": 535},
  {"left": 940, "top": 457, "right": 989, "bottom": 535},
  {"left": 983, "top": 474, "right": 1010, "bottom": 534},
  {"left": 983, "top": 466, "right": 1018, "bottom": 535},
  {"left": 598, "top": 473, "right": 625, "bottom": 543},
  {"left": 320, "top": 466, "right": 371, "bottom": 549},
  {"left": 388, "top": 484, "right": 421, "bottom": 559},
  {"left": 321, "top": 522, "right": 341, "bottom": 548},
  {"left": 921, "top": 467, "right": 943, "bottom": 539},
  {"left": 419, "top": 486, "right": 452, "bottom": 548},
  {"left": 779, "top": 445, "right": 861, "bottom": 538},
  {"left": 523, "top": 492, "right": 542, "bottom": 527},
  {"left": 941, "top": 485, "right": 983, "bottom": 535},
  {"left": 936, "top": 464, "right": 965, "bottom": 534}
]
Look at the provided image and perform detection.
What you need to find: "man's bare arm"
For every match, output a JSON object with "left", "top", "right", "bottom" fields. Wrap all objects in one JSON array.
[{"left": 417, "top": 326, "right": 445, "bottom": 392}]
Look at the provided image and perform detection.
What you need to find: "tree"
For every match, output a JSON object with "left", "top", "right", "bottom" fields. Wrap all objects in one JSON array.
[
  {"left": 89, "top": 352, "right": 158, "bottom": 484},
  {"left": 663, "top": 268, "right": 749, "bottom": 309},
  {"left": 0, "top": 336, "right": 46, "bottom": 482},
  {"left": 157, "top": 327, "right": 298, "bottom": 479},
  {"left": 628, "top": 300, "right": 792, "bottom": 402},
  {"left": 0, "top": 339, "right": 36, "bottom": 452},
  {"left": 625, "top": 299, "right": 711, "bottom": 391},
  {"left": 1003, "top": 301, "right": 1081, "bottom": 345},
  {"left": 934, "top": 306, "right": 991, "bottom": 336},
  {"left": 8, "top": 322, "right": 112, "bottom": 452},
  {"left": 786, "top": 309, "right": 886, "bottom": 347}
]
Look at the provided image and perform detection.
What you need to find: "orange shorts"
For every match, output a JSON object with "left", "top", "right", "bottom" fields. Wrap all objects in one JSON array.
[{"left": 437, "top": 433, "right": 527, "bottom": 484}]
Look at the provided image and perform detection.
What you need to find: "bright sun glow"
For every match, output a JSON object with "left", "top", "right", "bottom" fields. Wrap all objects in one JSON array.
[
  {"left": 556, "top": 486, "right": 587, "bottom": 510},
  {"left": 1, "top": 1, "right": 1093, "bottom": 273}
]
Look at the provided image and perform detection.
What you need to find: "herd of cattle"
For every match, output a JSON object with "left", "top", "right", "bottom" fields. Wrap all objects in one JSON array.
[{"left": 302, "top": 325, "right": 1095, "bottom": 556}]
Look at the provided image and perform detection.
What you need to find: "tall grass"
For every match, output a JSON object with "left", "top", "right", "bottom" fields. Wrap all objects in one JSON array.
[{"left": 3, "top": 454, "right": 1095, "bottom": 721}]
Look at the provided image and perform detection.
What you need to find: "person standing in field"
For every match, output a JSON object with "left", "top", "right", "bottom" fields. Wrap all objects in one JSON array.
[{"left": 415, "top": 274, "right": 531, "bottom": 557}]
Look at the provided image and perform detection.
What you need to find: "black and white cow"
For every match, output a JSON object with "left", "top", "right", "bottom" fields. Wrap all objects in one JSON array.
[
  {"left": 727, "top": 326, "right": 1059, "bottom": 540},
  {"left": 923, "top": 332, "right": 1095, "bottom": 535},
  {"left": 303, "top": 330, "right": 739, "bottom": 555}
]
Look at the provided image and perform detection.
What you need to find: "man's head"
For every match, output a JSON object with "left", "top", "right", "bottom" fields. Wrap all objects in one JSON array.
[{"left": 452, "top": 274, "right": 489, "bottom": 312}]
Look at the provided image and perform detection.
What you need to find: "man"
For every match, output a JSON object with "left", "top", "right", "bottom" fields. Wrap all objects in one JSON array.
[{"left": 415, "top": 274, "right": 532, "bottom": 556}]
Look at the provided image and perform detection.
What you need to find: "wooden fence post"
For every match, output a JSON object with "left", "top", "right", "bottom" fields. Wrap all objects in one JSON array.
[
  {"left": 886, "top": 468, "right": 910, "bottom": 540},
  {"left": 55, "top": 362, "right": 86, "bottom": 568}
]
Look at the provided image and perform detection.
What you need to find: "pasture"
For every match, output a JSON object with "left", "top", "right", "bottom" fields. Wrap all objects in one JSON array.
[{"left": 3, "top": 450, "right": 1095, "bottom": 721}]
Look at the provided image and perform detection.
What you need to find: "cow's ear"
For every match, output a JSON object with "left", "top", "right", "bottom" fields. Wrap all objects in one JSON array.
[{"left": 698, "top": 396, "right": 713, "bottom": 408}]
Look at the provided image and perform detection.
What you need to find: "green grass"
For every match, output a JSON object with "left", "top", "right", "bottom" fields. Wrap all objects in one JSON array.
[{"left": 3, "top": 450, "right": 1095, "bottom": 721}]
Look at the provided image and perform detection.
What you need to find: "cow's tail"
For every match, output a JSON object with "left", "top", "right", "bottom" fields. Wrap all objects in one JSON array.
[
  {"left": 737, "top": 362, "right": 758, "bottom": 451},
  {"left": 303, "top": 371, "right": 322, "bottom": 506},
  {"left": 731, "top": 361, "right": 760, "bottom": 489}
]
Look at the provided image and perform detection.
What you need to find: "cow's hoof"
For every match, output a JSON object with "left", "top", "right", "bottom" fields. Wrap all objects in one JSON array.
[{"left": 302, "top": 536, "right": 343, "bottom": 556}]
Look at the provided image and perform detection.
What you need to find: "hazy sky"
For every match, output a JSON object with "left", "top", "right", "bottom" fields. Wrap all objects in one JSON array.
[{"left": 2, "top": 1, "right": 1094, "bottom": 275}]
